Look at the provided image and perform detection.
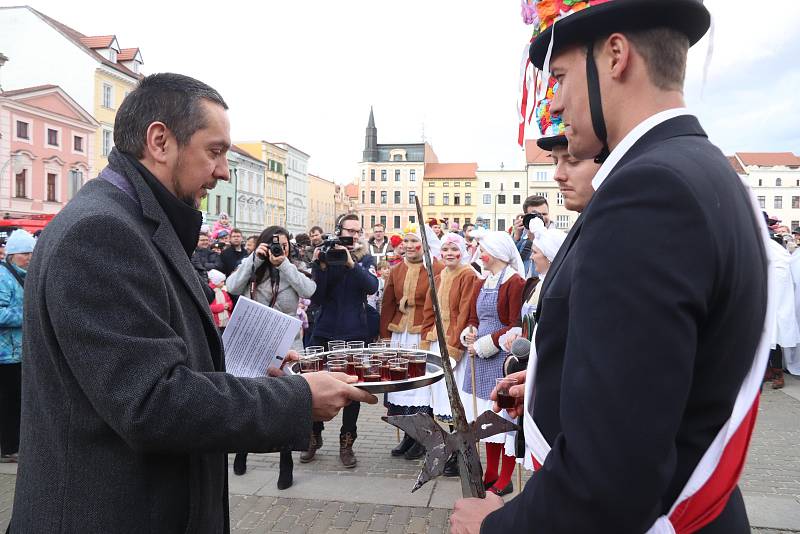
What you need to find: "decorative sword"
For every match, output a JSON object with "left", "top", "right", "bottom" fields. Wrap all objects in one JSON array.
[{"left": 383, "top": 198, "right": 517, "bottom": 498}]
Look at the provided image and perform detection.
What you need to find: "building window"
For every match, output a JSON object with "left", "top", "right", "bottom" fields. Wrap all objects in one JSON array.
[
  {"left": 15, "top": 170, "right": 26, "bottom": 198},
  {"left": 454, "top": 182, "right": 460, "bottom": 188},
  {"left": 428, "top": 193, "right": 435, "bottom": 206},
  {"left": 215, "top": 195, "right": 221, "bottom": 215},
  {"left": 777, "top": 178, "right": 783, "bottom": 187},
  {"left": 380, "top": 215, "right": 387, "bottom": 227},
  {"left": 362, "top": 191, "right": 366, "bottom": 204},
  {"left": 483, "top": 194, "right": 491, "bottom": 204},
  {"left": 410, "top": 170, "right": 416, "bottom": 181},
  {"left": 102, "top": 83, "right": 113, "bottom": 108},
  {"left": 793, "top": 196, "right": 800, "bottom": 209},
  {"left": 497, "top": 219, "right": 506, "bottom": 231},
  {"left": 775, "top": 196, "right": 783, "bottom": 209},
  {"left": 465, "top": 193, "right": 472, "bottom": 205},
  {"left": 443, "top": 194, "right": 450, "bottom": 205},
  {"left": 536, "top": 171, "right": 548, "bottom": 181},
  {"left": 381, "top": 191, "right": 387, "bottom": 204},
  {"left": 394, "top": 191, "right": 401, "bottom": 204},
  {"left": 484, "top": 182, "right": 490, "bottom": 189},
  {"left": 513, "top": 194, "right": 521, "bottom": 205},
  {"left": 73, "top": 135, "right": 84, "bottom": 152},
  {"left": 556, "top": 215, "right": 571, "bottom": 229},
  {"left": 15, "top": 121, "right": 29, "bottom": 140},
  {"left": 102, "top": 129, "right": 113, "bottom": 156},
  {"left": 557, "top": 192, "right": 564, "bottom": 206},
  {"left": 381, "top": 170, "right": 387, "bottom": 181},
  {"left": 68, "top": 169, "right": 83, "bottom": 200},
  {"left": 465, "top": 181, "right": 472, "bottom": 188},
  {"left": 465, "top": 218, "right": 471, "bottom": 224},
  {"left": 498, "top": 194, "right": 506, "bottom": 204},
  {"left": 409, "top": 215, "right": 416, "bottom": 224},
  {"left": 454, "top": 194, "right": 461, "bottom": 206},
  {"left": 429, "top": 182, "right": 436, "bottom": 187},
  {"left": 370, "top": 191, "right": 376, "bottom": 204},
  {"left": 395, "top": 169, "right": 400, "bottom": 182},
  {"left": 757, "top": 196, "right": 765, "bottom": 209},
  {"left": 514, "top": 182, "right": 520, "bottom": 189},
  {"left": 792, "top": 220, "right": 800, "bottom": 230},
  {"left": 227, "top": 198, "right": 233, "bottom": 217},
  {"left": 361, "top": 170, "right": 365, "bottom": 181},
  {"left": 370, "top": 169, "right": 376, "bottom": 181},
  {"left": 443, "top": 182, "right": 449, "bottom": 188},
  {"left": 409, "top": 191, "right": 416, "bottom": 205},
  {"left": 393, "top": 215, "right": 401, "bottom": 229},
  {"left": 46, "top": 173, "right": 57, "bottom": 202},
  {"left": 371, "top": 215, "right": 376, "bottom": 227},
  {"left": 393, "top": 154, "right": 402, "bottom": 161},
  {"left": 758, "top": 179, "right": 763, "bottom": 186},
  {"left": 47, "top": 128, "right": 59, "bottom": 147}
]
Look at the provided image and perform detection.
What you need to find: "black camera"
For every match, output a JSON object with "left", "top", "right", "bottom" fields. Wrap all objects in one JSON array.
[
  {"left": 269, "top": 236, "right": 284, "bottom": 257},
  {"left": 523, "top": 211, "right": 545, "bottom": 231},
  {"left": 318, "top": 235, "right": 354, "bottom": 266}
]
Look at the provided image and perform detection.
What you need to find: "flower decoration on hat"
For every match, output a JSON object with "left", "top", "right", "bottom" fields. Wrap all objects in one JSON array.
[
  {"left": 528, "top": 0, "right": 610, "bottom": 37},
  {"left": 535, "top": 76, "right": 565, "bottom": 138}
]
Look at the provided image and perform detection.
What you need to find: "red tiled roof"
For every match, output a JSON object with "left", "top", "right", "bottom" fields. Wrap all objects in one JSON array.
[
  {"left": 344, "top": 184, "right": 359, "bottom": 198},
  {"left": 79, "top": 35, "right": 116, "bottom": 49},
  {"left": 525, "top": 140, "right": 553, "bottom": 165},
  {"left": 117, "top": 48, "right": 140, "bottom": 62},
  {"left": 727, "top": 156, "right": 746, "bottom": 174},
  {"left": 0, "top": 84, "right": 58, "bottom": 97},
  {"left": 735, "top": 152, "right": 800, "bottom": 168},
  {"left": 424, "top": 163, "right": 478, "bottom": 179},
  {"left": 28, "top": 8, "right": 142, "bottom": 81}
]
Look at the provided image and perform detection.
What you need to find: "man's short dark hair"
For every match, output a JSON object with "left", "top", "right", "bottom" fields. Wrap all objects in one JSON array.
[
  {"left": 339, "top": 214, "right": 360, "bottom": 228},
  {"left": 114, "top": 73, "right": 228, "bottom": 158},
  {"left": 619, "top": 28, "right": 689, "bottom": 92},
  {"left": 230, "top": 228, "right": 242, "bottom": 235},
  {"left": 463, "top": 223, "right": 475, "bottom": 230},
  {"left": 309, "top": 226, "right": 324, "bottom": 235},
  {"left": 522, "top": 195, "right": 549, "bottom": 212},
  {"left": 373, "top": 223, "right": 385, "bottom": 231}
]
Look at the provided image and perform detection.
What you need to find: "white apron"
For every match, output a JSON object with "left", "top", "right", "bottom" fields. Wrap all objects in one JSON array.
[{"left": 386, "top": 331, "right": 431, "bottom": 407}]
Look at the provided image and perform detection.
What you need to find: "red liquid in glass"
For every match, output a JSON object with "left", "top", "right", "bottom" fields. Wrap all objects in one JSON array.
[
  {"left": 389, "top": 367, "right": 408, "bottom": 381},
  {"left": 408, "top": 361, "right": 426, "bottom": 378},
  {"left": 497, "top": 392, "right": 516, "bottom": 409},
  {"left": 363, "top": 373, "right": 381, "bottom": 382},
  {"left": 354, "top": 365, "right": 365, "bottom": 381},
  {"left": 380, "top": 364, "right": 391, "bottom": 381},
  {"left": 345, "top": 361, "right": 358, "bottom": 376}
]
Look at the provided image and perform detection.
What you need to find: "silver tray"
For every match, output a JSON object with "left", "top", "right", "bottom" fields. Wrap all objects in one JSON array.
[{"left": 287, "top": 348, "right": 445, "bottom": 394}]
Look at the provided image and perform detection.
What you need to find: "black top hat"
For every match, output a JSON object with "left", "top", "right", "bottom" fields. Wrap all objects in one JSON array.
[{"left": 529, "top": 0, "right": 711, "bottom": 70}]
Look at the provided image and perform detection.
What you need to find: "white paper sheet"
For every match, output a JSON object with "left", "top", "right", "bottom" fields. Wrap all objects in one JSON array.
[{"left": 221, "top": 297, "right": 302, "bottom": 378}]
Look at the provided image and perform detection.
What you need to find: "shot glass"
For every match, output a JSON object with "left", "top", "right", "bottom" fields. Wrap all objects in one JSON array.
[
  {"left": 387, "top": 358, "right": 409, "bottom": 381},
  {"left": 326, "top": 359, "right": 347, "bottom": 373},
  {"left": 300, "top": 355, "right": 321, "bottom": 374},
  {"left": 347, "top": 341, "right": 365, "bottom": 350},
  {"left": 495, "top": 378, "right": 519, "bottom": 409},
  {"left": 406, "top": 352, "right": 428, "bottom": 378},
  {"left": 361, "top": 359, "right": 383, "bottom": 382}
]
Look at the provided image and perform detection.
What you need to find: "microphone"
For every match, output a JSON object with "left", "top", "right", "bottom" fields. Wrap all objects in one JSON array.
[{"left": 504, "top": 337, "right": 532, "bottom": 376}]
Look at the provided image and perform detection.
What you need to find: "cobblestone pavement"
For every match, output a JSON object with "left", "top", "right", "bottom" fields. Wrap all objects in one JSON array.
[{"left": 1, "top": 379, "right": 800, "bottom": 533}]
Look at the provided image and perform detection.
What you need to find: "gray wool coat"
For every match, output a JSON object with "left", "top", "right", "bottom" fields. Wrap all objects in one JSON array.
[{"left": 9, "top": 152, "right": 313, "bottom": 534}]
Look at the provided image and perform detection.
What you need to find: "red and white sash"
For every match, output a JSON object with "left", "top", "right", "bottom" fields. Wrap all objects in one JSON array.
[{"left": 522, "top": 113, "right": 773, "bottom": 534}]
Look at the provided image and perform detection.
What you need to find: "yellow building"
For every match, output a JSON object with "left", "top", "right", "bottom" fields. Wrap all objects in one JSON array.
[
  {"left": 237, "top": 141, "right": 287, "bottom": 228},
  {"left": 422, "top": 163, "right": 479, "bottom": 228},
  {"left": 307, "top": 174, "right": 337, "bottom": 233}
]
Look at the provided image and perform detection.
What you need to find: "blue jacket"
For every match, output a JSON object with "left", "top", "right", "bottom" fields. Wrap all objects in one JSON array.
[
  {"left": 0, "top": 262, "right": 25, "bottom": 364},
  {"left": 311, "top": 255, "right": 378, "bottom": 341}
]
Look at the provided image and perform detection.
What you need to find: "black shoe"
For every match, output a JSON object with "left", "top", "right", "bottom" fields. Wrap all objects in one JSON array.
[
  {"left": 404, "top": 440, "right": 426, "bottom": 460},
  {"left": 484, "top": 478, "right": 498, "bottom": 490},
  {"left": 233, "top": 453, "right": 247, "bottom": 476},
  {"left": 443, "top": 454, "right": 459, "bottom": 477},
  {"left": 277, "top": 451, "right": 293, "bottom": 490},
  {"left": 488, "top": 481, "right": 514, "bottom": 497},
  {"left": 391, "top": 433, "right": 415, "bottom": 457}
]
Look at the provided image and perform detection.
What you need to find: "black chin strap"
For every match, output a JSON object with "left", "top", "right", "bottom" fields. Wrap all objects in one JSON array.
[{"left": 586, "top": 42, "right": 610, "bottom": 164}]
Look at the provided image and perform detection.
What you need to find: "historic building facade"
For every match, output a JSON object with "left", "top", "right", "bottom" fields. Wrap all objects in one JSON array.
[
  {"left": 730, "top": 152, "right": 800, "bottom": 230},
  {"left": 422, "top": 162, "right": 478, "bottom": 228}
]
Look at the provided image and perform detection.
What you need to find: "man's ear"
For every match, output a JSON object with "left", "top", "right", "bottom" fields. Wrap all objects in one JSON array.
[
  {"left": 144, "top": 122, "right": 171, "bottom": 164},
  {"left": 603, "top": 33, "right": 632, "bottom": 81}
]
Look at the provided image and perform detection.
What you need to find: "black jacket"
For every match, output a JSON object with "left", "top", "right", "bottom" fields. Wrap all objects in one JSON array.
[
  {"left": 311, "top": 254, "right": 378, "bottom": 342},
  {"left": 191, "top": 248, "right": 223, "bottom": 278},
  {"left": 219, "top": 245, "right": 248, "bottom": 277},
  {"left": 483, "top": 116, "right": 767, "bottom": 533}
]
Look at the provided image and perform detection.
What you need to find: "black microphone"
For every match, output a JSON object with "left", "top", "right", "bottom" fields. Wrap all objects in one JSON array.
[{"left": 504, "top": 337, "right": 532, "bottom": 376}]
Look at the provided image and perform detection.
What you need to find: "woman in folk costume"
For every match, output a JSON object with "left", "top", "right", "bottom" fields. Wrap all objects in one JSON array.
[
  {"left": 460, "top": 230, "right": 525, "bottom": 496},
  {"left": 380, "top": 224, "right": 443, "bottom": 460},
  {"left": 420, "top": 233, "right": 479, "bottom": 476}
]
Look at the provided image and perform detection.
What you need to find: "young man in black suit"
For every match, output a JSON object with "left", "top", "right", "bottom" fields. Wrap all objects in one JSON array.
[{"left": 451, "top": 2, "right": 768, "bottom": 533}]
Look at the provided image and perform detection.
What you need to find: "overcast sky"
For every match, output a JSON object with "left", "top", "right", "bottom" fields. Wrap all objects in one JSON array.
[{"left": 14, "top": 0, "right": 800, "bottom": 183}]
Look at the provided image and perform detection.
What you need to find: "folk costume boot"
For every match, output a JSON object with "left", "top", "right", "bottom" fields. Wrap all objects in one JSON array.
[
  {"left": 277, "top": 450, "right": 294, "bottom": 490},
  {"left": 443, "top": 453, "right": 460, "bottom": 477},
  {"left": 392, "top": 433, "right": 415, "bottom": 457},
  {"left": 339, "top": 432, "right": 357, "bottom": 468},
  {"left": 233, "top": 452, "right": 247, "bottom": 476},
  {"left": 404, "top": 440, "right": 426, "bottom": 460},
  {"left": 300, "top": 432, "right": 323, "bottom": 463}
]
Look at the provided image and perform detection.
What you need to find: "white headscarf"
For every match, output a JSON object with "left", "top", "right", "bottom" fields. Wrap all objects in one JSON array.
[
  {"left": 530, "top": 218, "right": 567, "bottom": 263},
  {"left": 440, "top": 233, "right": 470, "bottom": 265},
  {"left": 473, "top": 229, "right": 525, "bottom": 275}
]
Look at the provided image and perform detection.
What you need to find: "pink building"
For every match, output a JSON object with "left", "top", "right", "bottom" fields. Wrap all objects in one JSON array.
[{"left": 0, "top": 84, "right": 98, "bottom": 217}]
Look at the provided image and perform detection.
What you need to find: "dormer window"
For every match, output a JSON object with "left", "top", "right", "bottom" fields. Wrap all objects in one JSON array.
[{"left": 108, "top": 49, "right": 117, "bottom": 62}]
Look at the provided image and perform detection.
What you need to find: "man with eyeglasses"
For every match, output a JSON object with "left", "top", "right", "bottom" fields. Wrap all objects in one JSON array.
[{"left": 306, "top": 213, "right": 378, "bottom": 467}]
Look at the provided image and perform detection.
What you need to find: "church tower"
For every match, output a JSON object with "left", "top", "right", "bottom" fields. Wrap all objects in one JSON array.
[{"left": 363, "top": 107, "right": 378, "bottom": 162}]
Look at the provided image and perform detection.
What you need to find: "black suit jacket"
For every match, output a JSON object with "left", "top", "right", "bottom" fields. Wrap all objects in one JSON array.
[{"left": 483, "top": 116, "right": 767, "bottom": 533}]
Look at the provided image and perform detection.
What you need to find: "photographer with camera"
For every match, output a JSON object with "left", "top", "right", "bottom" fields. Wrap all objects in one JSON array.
[
  {"left": 306, "top": 214, "right": 378, "bottom": 467},
  {"left": 226, "top": 226, "right": 317, "bottom": 488},
  {"left": 513, "top": 196, "right": 551, "bottom": 278}
]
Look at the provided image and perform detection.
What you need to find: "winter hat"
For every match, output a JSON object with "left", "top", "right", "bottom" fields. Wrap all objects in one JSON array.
[
  {"left": 530, "top": 217, "right": 567, "bottom": 262},
  {"left": 440, "top": 233, "right": 470, "bottom": 265},
  {"left": 217, "top": 229, "right": 229, "bottom": 238},
  {"left": 208, "top": 269, "right": 226, "bottom": 286},
  {"left": 5, "top": 229, "right": 36, "bottom": 255}
]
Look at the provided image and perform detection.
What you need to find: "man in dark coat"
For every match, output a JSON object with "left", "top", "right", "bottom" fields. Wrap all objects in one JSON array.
[
  {"left": 452, "top": 2, "right": 768, "bottom": 533},
  {"left": 219, "top": 228, "right": 249, "bottom": 277},
  {"left": 9, "top": 73, "right": 375, "bottom": 534}
]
